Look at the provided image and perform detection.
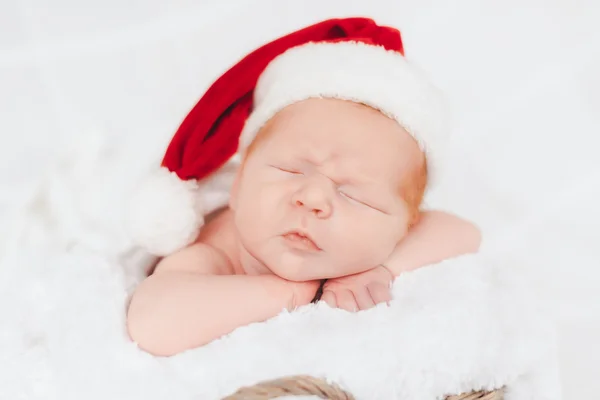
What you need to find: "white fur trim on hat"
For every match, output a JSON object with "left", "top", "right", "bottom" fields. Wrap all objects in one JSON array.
[
  {"left": 240, "top": 41, "right": 451, "bottom": 187},
  {"left": 127, "top": 42, "right": 450, "bottom": 256},
  {"left": 126, "top": 167, "right": 205, "bottom": 256},
  {"left": 126, "top": 155, "right": 240, "bottom": 256}
]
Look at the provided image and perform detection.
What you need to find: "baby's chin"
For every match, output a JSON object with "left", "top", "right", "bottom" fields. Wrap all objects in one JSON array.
[
  {"left": 263, "top": 253, "right": 324, "bottom": 281},
  {"left": 272, "top": 269, "right": 331, "bottom": 282},
  {"left": 266, "top": 254, "right": 360, "bottom": 282},
  {"left": 267, "top": 256, "right": 318, "bottom": 281},
  {"left": 255, "top": 237, "right": 382, "bottom": 281}
]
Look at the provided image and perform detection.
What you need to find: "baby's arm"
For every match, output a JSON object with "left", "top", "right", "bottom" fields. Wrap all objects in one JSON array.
[
  {"left": 320, "top": 211, "right": 481, "bottom": 311},
  {"left": 126, "top": 243, "right": 319, "bottom": 356},
  {"left": 383, "top": 210, "right": 482, "bottom": 276}
]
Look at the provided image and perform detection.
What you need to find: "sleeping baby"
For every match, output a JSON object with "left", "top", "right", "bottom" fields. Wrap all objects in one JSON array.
[{"left": 125, "top": 18, "right": 481, "bottom": 356}]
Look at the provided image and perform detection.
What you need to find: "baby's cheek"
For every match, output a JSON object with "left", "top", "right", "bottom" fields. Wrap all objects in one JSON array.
[
  {"left": 332, "top": 225, "right": 376, "bottom": 265},
  {"left": 257, "top": 188, "right": 288, "bottom": 221},
  {"left": 241, "top": 184, "right": 277, "bottom": 214},
  {"left": 340, "top": 218, "right": 397, "bottom": 261}
]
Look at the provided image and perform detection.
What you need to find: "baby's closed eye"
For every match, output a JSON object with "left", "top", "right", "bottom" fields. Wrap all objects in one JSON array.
[
  {"left": 269, "top": 164, "right": 303, "bottom": 175},
  {"left": 338, "top": 190, "right": 362, "bottom": 203},
  {"left": 338, "top": 189, "right": 373, "bottom": 207},
  {"left": 339, "top": 188, "right": 391, "bottom": 214}
]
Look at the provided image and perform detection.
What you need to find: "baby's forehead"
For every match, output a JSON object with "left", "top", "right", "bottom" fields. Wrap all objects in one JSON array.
[
  {"left": 269, "top": 98, "right": 384, "bottom": 127},
  {"left": 255, "top": 98, "right": 422, "bottom": 164}
]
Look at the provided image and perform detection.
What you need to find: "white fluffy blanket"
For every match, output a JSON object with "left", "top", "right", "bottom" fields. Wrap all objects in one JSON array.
[
  {"left": 0, "top": 93, "right": 561, "bottom": 400},
  {"left": 0, "top": 143, "right": 559, "bottom": 399},
  {"left": 2, "top": 0, "right": 600, "bottom": 399}
]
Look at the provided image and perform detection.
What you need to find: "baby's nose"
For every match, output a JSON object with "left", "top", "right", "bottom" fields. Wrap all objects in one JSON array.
[
  {"left": 294, "top": 199, "right": 332, "bottom": 218},
  {"left": 292, "top": 186, "right": 332, "bottom": 218}
]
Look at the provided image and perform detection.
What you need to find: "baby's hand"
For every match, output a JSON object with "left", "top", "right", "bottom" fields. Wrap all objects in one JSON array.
[
  {"left": 289, "top": 279, "right": 323, "bottom": 310},
  {"left": 321, "top": 266, "right": 394, "bottom": 312}
]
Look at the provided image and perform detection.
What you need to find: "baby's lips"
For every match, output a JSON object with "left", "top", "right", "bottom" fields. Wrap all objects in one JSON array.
[{"left": 282, "top": 230, "right": 322, "bottom": 251}]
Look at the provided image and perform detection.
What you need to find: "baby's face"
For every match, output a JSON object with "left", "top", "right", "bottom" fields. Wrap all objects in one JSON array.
[{"left": 230, "top": 98, "right": 424, "bottom": 281}]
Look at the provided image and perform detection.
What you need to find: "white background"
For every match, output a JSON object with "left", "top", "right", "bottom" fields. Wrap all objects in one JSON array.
[{"left": 1, "top": 0, "right": 599, "bottom": 398}]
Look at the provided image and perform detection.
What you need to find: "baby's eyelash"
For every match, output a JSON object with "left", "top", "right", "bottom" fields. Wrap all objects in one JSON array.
[
  {"left": 340, "top": 190, "right": 388, "bottom": 214},
  {"left": 270, "top": 164, "right": 302, "bottom": 174},
  {"left": 339, "top": 190, "right": 363, "bottom": 204}
]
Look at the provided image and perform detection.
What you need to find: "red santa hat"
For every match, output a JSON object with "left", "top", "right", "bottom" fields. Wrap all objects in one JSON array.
[{"left": 127, "top": 17, "right": 450, "bottom": 256}]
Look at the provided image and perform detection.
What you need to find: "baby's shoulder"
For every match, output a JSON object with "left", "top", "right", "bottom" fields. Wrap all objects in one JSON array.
[
  {"left": 198, "top": 207, "right": 236, "bottom": 248},
  {"left": 415, "top": 210, "right": 482, "bottom": 254},
  {"left": 197, "top": 207, "right": 239, "bottom": 273},
  {"left": 154, "top": 208, "right": 238, "bottom": 276}
]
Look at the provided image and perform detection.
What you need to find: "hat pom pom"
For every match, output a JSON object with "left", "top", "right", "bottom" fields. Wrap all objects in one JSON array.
[{"left": 126, "top": 167, "right": 205, "bottom": 257}]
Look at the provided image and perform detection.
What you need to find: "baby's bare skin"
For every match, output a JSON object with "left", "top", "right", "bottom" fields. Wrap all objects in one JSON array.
[{"left": 127, "top": 99, "right": 481, "bottom": 356}]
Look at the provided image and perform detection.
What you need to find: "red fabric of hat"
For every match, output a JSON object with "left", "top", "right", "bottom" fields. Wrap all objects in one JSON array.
[
  {"left": 162, "top": 17, "right": 404, "bottom": 182},
  {"left": 127, "top": 16, "right": 449, "bottom": 257}
]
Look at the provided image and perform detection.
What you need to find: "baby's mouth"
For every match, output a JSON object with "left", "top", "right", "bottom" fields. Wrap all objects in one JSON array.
[{"left": 282, "top": 230, "right": 321, "bottom": 252}]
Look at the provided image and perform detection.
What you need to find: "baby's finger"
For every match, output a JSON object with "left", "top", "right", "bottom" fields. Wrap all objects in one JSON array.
[
  {"left": 354, "top": 286, "right": 376, "bottom": 310},
  {"left": 367, "top": 282, "right": 392, "bottom": 306},
  {"left": 320, "top": 290, "right": 337, "bottom": 308},
  {"left": 336, "top": 289, "right": 359, "bottom": 312}
]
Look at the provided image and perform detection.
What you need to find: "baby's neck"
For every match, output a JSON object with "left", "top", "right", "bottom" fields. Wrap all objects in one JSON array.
[
  {"left": 221, "top": 210, "right": 273, "bottom": 276},
  {"left": 235, "top": 244, "right": 272, "bottom": 276},
  {"left": 198, "top": 207, "right": 266, "bottom": 276}
]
